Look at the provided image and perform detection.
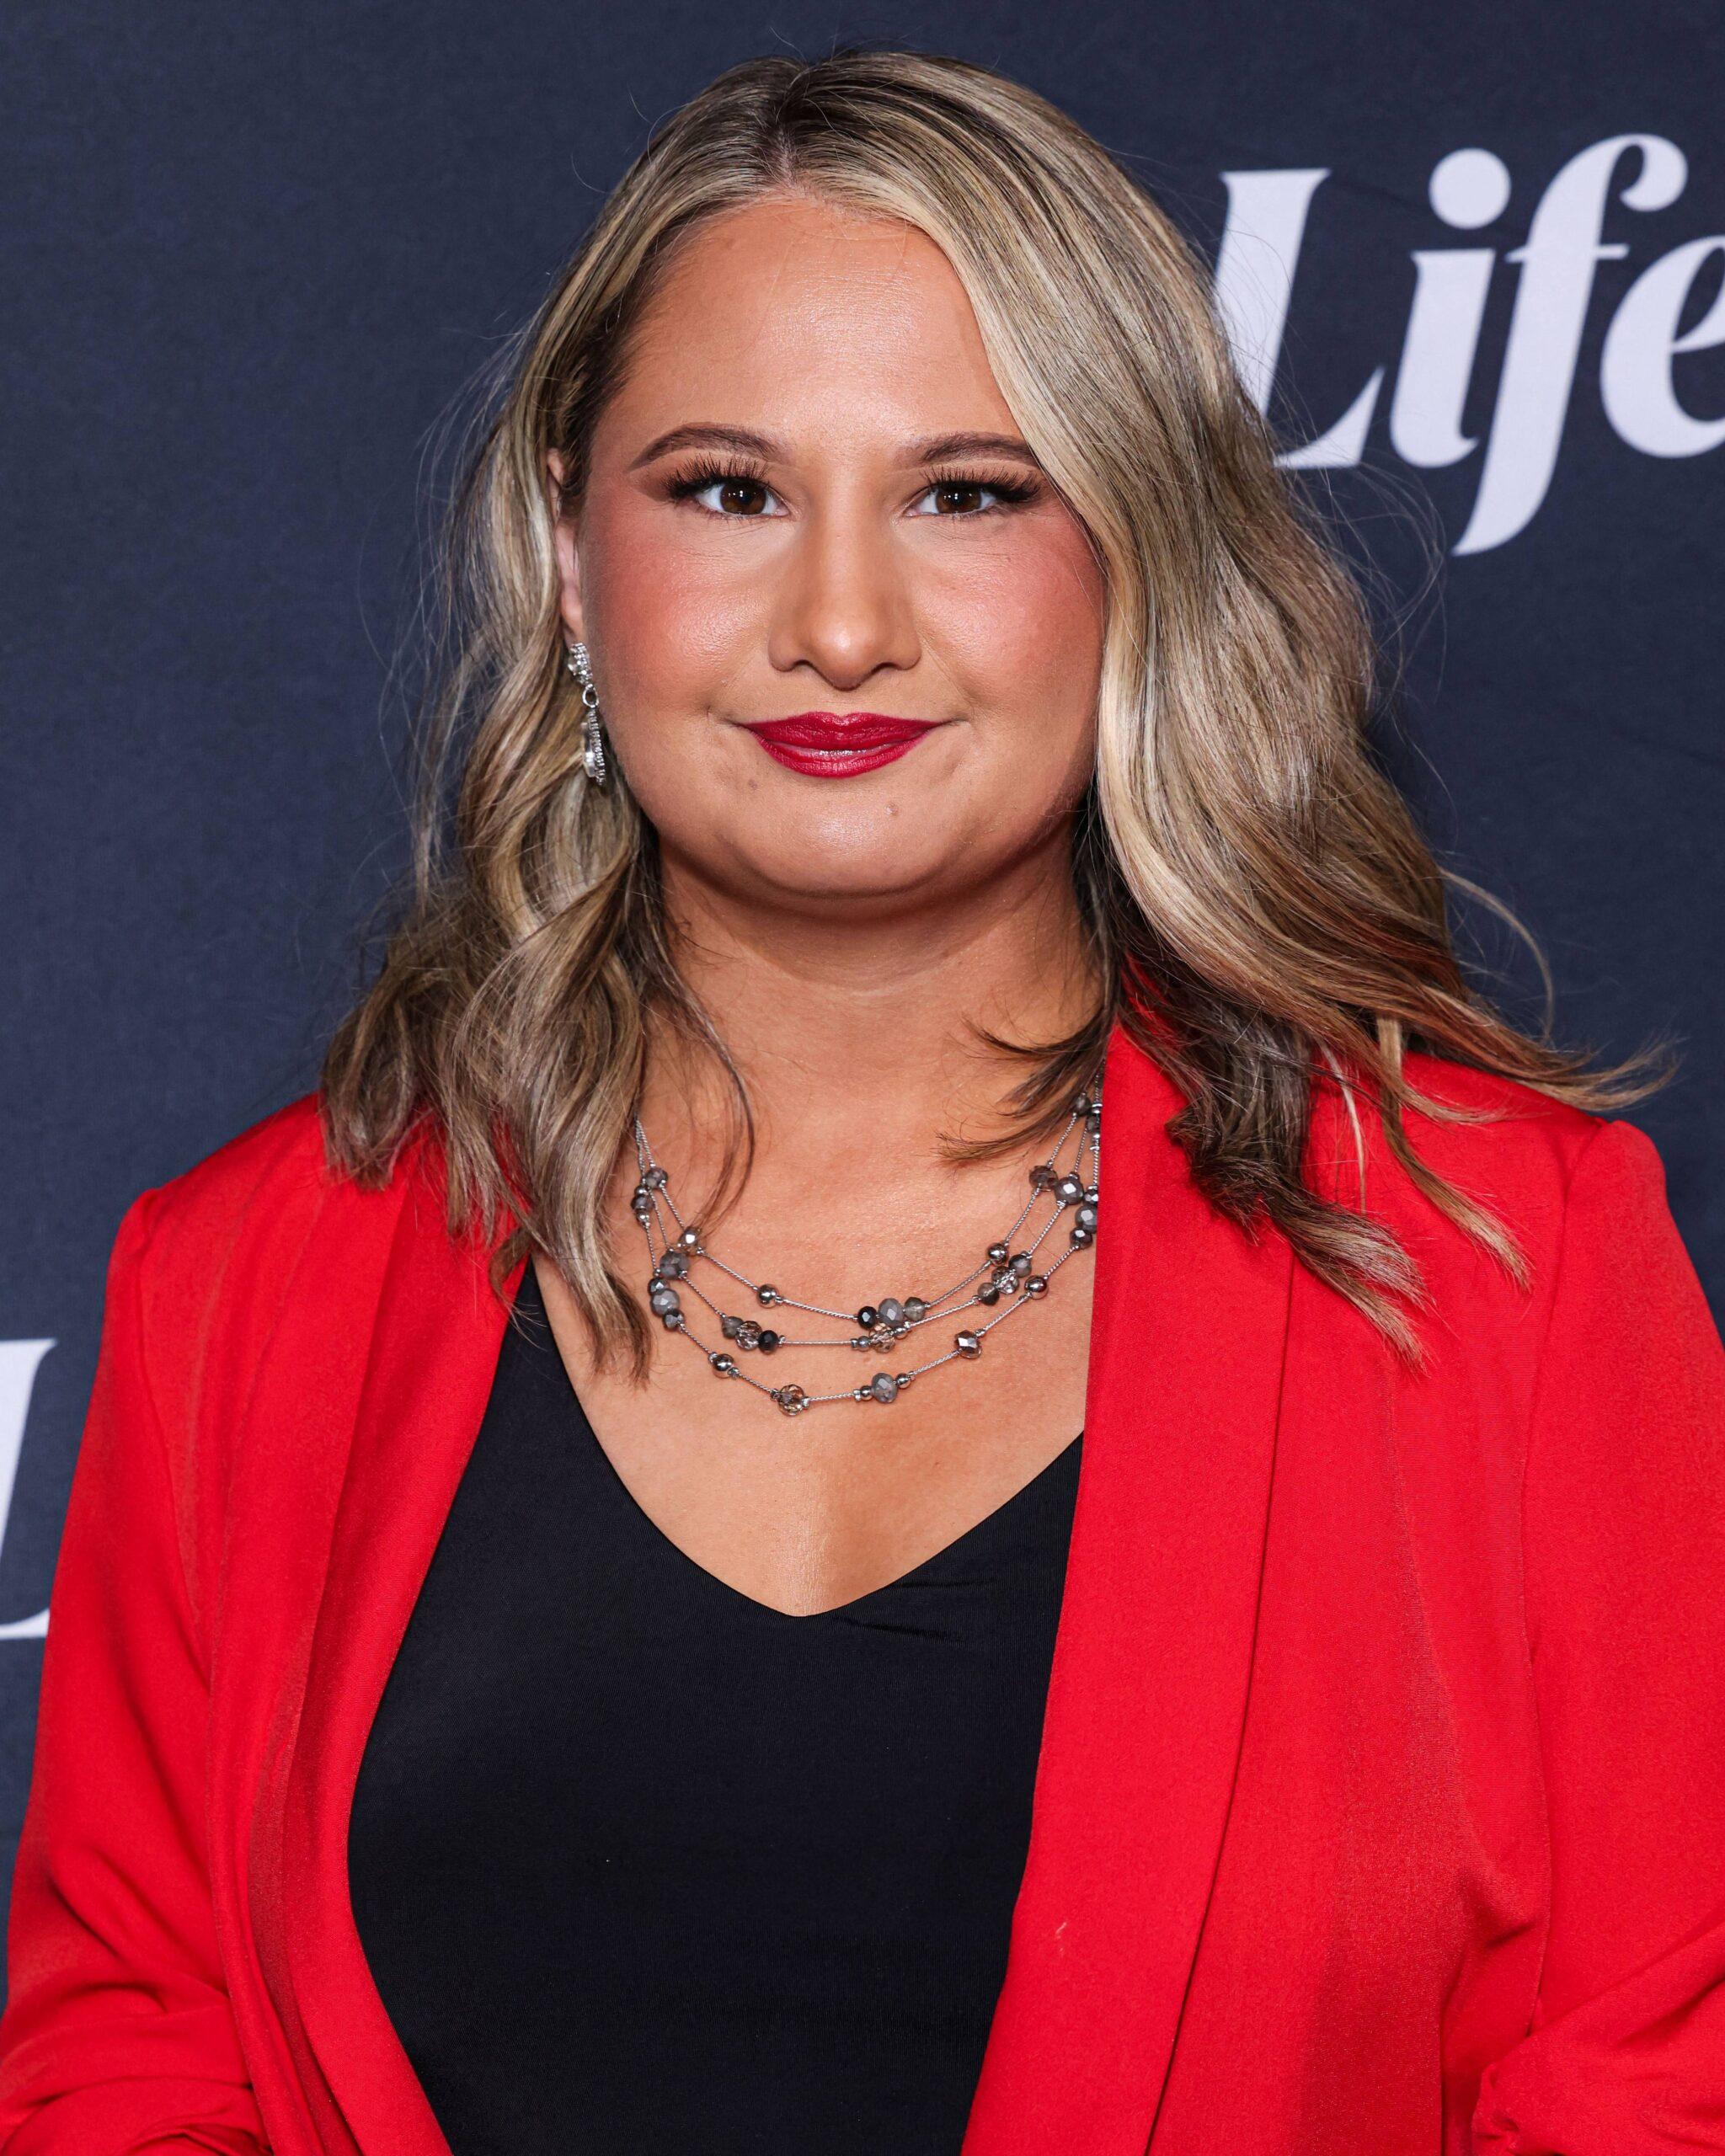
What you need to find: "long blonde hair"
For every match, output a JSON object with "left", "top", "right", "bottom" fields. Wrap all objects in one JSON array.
[{"left": 320, "top": 45, "right": 1671, "bottom": 1372}]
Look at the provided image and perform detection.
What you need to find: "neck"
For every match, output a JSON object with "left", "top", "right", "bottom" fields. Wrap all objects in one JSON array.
[{"left": 641, "top": 844, "right": 1103, "bottom": 1174}]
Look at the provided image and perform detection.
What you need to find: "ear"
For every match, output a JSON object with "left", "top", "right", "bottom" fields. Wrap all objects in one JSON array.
[{"left": 545, "top": 448, "right": 585, "bottom": 644}]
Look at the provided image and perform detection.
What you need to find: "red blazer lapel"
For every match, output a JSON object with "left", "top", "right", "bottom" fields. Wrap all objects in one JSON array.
[
  {"left": 280, "top": 1160, "right": 524, "bottom": 2156},
  {"left": 962, "top": 1022, "right": 1295, "bottom": 2153},
  {"left": 200, "top": 1149, "right": 413, "bottom": 2156}
]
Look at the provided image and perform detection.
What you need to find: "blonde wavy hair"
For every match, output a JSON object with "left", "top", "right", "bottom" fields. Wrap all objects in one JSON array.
[{"left": 321, "top": 44, "right": 1671, "bottom": 1372}]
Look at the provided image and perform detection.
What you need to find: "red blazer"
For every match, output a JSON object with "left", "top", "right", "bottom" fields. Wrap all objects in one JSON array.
[{"left": 2, "top": 1021, "right": 1723, "bottom": 2154}]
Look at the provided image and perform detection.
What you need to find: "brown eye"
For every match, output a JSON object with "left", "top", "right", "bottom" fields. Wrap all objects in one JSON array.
[
  {"left": 665, "top": 464, "right": 782, "bottom": 517},
  {"left": 912, "top": 472, "right": 1038, "bottom": 517},
  {"left": 712, "top": 477, "right": 770, "bottom": 515}
]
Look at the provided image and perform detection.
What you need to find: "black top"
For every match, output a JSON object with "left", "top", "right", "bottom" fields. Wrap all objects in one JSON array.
[{"left": 348, "top": 1260, "right": 1082, "bottom": 2156}]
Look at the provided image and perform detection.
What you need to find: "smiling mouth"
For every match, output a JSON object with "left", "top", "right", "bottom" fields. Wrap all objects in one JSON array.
[{"left": 739, "top": 712, "right": 943, "bottom": 778}]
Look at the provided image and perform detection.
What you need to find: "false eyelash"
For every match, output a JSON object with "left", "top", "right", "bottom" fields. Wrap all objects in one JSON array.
[
  {"left": 662, "top": 455, "right": 771, "bottom": 504},
  {"left": 661, "top": 456, "right": 1042, "bottom": 512},
  {"left": 922, "top": 464, "right": 1041, "bottom": 508}
]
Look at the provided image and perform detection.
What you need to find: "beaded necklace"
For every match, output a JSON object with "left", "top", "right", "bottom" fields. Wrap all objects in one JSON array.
[{"left": 628, "top": 1070, "right": 1103, "bottom": 1416}]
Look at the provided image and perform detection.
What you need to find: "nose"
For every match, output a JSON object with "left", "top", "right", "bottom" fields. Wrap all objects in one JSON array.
[{"left": 765, "top": 491, "right": 921, "bottom": 691}]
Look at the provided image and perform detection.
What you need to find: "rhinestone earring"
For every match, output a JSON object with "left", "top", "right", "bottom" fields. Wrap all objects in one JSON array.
[{"left": 563, "top": 640, "right": 609, "bottom": 788}]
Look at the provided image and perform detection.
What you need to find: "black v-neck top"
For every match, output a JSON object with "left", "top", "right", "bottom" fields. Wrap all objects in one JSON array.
[{"left": 347, "top": 1260, "right": 1082, "bottom": 2156}]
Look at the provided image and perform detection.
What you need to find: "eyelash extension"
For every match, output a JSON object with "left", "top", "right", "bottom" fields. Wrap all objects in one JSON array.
[
  {"left": 662, "top": 456, "right": 1041, "bottom": 514},
  {"left": 662, "top": 455, "right": 772, "bottom": 505},
  {"left": 923, "top": 463, "right": 1040, "bottom": 509}
]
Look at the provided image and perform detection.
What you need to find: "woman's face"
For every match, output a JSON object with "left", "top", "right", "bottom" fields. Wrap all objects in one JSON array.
[{"left": 553, "top": 193, "right": 1106, "bottom": 919}]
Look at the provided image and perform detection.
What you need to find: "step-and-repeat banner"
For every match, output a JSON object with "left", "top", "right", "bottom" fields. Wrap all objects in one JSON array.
[{"left": 2, "top": 4, "right": 1721, "bottom": 1935}]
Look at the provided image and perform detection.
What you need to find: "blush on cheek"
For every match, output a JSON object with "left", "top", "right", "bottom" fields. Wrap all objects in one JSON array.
[
  {"left": 582, "top": 515, "right": 760, "bottom": 721},
  {"left": 931, "top": 534, "right": 1103, "bottom": 734}
]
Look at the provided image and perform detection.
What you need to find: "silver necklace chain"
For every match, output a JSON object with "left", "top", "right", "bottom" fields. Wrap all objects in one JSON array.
[{"left": 628, "top": 1070, "right": 1104, "bottom": 1416}]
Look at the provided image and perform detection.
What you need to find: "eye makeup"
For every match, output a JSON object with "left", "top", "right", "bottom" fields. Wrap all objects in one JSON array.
[{"left": 660, "top": 456, "right": 1043, "bottom": 518}]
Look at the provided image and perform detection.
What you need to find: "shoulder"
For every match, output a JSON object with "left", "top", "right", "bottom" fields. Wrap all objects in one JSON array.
[
  {"left": 1316, "top": 1049, "right": 1663, "bottom": 1230},
  {"left": 1316, "top": 1054, "right": 1684, "bottom": 1347},
  {"left": 134, "top": 1091, "right": 334, "bottom": 1230},
  {"left": 127, "top": 1091, "right": 366, "bottom": 1283},
  {"left": 113, "top": 1092, "right": 431, "bottom": 1421}
]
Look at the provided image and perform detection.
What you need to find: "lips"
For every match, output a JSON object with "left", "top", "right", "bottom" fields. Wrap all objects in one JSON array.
[{"left": 739, "top": 711, "right": 943, "bottom": 779}]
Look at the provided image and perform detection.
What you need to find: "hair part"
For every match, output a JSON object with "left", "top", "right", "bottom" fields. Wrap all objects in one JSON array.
[{"left": 320, "top": 44, "right": 1674, "bottom": 1376}]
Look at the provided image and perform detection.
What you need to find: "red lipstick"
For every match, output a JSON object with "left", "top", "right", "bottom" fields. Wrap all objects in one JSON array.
[{"left": 739, "top": 711, "right": 943, "bottom": 778}]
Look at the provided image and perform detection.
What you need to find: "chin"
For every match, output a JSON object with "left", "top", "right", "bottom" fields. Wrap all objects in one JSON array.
[
  {"left": 725, "top": 825, "right": 964, "bottom": 912},
  {"left": 749, "top": 853, "right": 954, "bottom": 912}
]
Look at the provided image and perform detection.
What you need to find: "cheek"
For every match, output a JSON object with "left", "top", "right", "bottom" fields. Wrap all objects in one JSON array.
[
  {"left": 581, "top": 504, "right": 760, "bottom": 702},
  {"left": 930, "top": 527, "right": 1104, "bottom": 742}
]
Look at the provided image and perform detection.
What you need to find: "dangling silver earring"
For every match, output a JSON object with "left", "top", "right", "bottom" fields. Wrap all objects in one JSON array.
[{"left": 563, "top": 640, "right": 609, "bottom": 788}]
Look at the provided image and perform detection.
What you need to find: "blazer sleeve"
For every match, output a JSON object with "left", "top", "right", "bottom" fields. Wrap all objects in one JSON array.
[
  {"left": 0, "top": 1191, "right": 270, "bottom": 2154},
  {"left": 1472, "top": 1117, "right": 1725, "bottom": 2153}
]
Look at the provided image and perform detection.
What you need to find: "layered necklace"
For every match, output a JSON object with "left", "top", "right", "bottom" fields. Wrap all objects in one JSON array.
[{"left": 628, "top": 1068, "right": 1103, "bottom": 1416}]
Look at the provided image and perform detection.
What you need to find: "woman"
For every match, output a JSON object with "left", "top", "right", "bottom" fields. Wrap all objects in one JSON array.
[{"left": 1, "top": 43, "right": 1721, "bottom": 2156}]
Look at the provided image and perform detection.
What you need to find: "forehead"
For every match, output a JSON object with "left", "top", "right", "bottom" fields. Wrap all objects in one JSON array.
[{"left": 604, "top": 193, "right": 1018, "bottom": 446}]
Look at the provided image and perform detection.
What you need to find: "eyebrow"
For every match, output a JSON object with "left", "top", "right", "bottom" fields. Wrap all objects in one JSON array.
[{"left": 626, "top": 422, "right": 1044, "bottom": 472}]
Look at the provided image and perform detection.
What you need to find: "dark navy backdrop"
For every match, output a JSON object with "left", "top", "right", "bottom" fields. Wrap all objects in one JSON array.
[{"left": 2, "top": 2, "right": 1721, "bottom": 1926}]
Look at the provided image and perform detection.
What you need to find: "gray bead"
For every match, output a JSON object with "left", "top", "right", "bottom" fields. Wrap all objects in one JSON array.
[
  {"left": 720, "top": 1312, "right": 741, "bottom": 1338},
  {"left": 661, "top": 1310, "right": 686, "bottom": 1330},
  {"left": 1074, "top": 1092, "right": 1093, "bottom": 1118},
  {"left": 756, "top": 1283, "right": 780, "bottom": 1305},
  {"left": 955, "top": 1330, "right": 981, "bottom": 1358},
  {"left": 1070, "top": 1224, "right": 1093, "bottom": 1246},
  {"left": 773, "top": 1384, "right": 808, "bottom": 1415},
  {"left": 857, "top": 1305, "right": 879, "bottom": 1330},
  {"left": 1055, "top": 1174, "right": 1085, "bottom": 1205},
  {"left": 1084, "top": 1184, "right": 1099, "bottom": 1204},
  {"left": 868, "top": 1373, "right": 899, "bottom": 1404},
  {"left": 709, "top": 1352, "right": 738, "bottom": 1376},
  {"left": 1024, "top": 1274, "right": 1049, "bottom": 1297},
  {"left": 734, "top": 1321, "right": 761, "bottom": 1351},
  {"left": 904, "top": 1295, "right": 928, "bottom": 1321},
  {"left": 878, "top": 1297, "right": 905, "bottom": 1326},
  {"left": 1009, "top": 1251, "right": 1032, "bottom": 1276},
  {"left": 1028, "top": 1164, "right": 1055, "bottom": 1190},
  {"left": 978, "top": 1283, "right": 1001, "bottom": 1306},
  {"left": 644, "top": 1166, "right": 668, "bottom": 1189},
  {"left": 758, "top": 1330, "right": 781, "bottom": 1353},
  {"left": 987, "top": 1242, "right": 1010, "bottom": 1264},
  {"left": 1076, "top": 1203, "right": 1098, "bottom": 1235},
  {"left": 656, "top": 1250, "right": 688, "bottom": 1279},
  {"left": 679, "top": 1226, "right": 700, "bottom": 1250},
  {"left": 649, "top": 1286, "right": 681, "bottom": 1315}
]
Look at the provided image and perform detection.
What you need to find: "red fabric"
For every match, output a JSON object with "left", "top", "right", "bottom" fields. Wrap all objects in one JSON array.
[{"left": 1, "top": 1022, "right": 1722, "bottom": 2153}]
